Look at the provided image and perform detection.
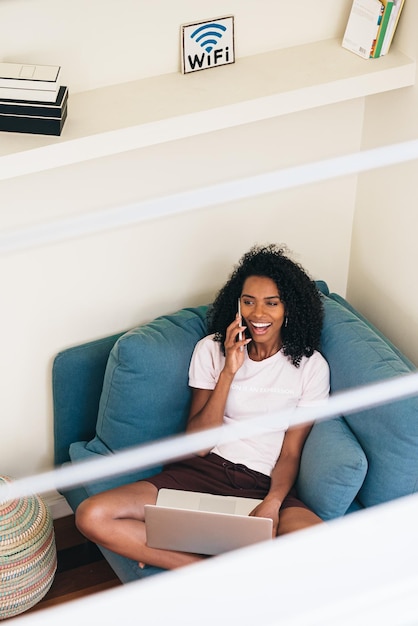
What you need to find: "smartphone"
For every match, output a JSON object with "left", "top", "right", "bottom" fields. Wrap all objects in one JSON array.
[{"left": 238, "top": 298, "right": 243, "bottom": 350}]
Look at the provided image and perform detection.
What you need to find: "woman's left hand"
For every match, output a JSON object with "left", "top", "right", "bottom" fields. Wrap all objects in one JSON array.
[{"left": 249, "top": 496, "right": 280, "bottom": 537}]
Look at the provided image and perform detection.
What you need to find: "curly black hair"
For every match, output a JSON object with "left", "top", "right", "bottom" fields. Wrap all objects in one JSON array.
[{"left": 207, "top": 244, "right": 324, "bottom": 367}]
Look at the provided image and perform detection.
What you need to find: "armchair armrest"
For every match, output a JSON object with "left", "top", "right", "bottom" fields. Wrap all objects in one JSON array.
[{"left": 52, "top": 332, "right": 125, "bottom": 466}]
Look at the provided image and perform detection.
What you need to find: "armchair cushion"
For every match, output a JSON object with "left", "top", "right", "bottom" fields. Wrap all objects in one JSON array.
[
  {"left": 310, "top": 294, "right": 418, "bottom": 509},
  {"left": 70, "top": 305, "right": 208, "bottom": 494},
  {"left": 297, "top": 416, "right": 368, "bottom": 520}
]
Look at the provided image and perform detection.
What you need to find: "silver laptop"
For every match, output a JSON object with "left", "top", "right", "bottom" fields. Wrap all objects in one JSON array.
[{"left": 144, "top": 488, "right": 273, "bottom": 555}]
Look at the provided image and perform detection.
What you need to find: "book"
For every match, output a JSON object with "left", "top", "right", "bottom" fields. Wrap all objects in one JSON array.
[
  {"left": 380, "top": 0, "right": 406, "bottom": 55},
  {"left": 0, "top": 83, "right": 61, "bottom": 103},
  {"left": 0, "top": 86, "right": 68, "bottom": 136},
  {"left": 0, "top": 62, "right": 61, "bottom": 90},
  {"left": 369, "top": 1, "right": 385, "bottom": 57},
  {"left": 0, "top": 86, "right": 68, "bottom": 117},
  {"left": 342, "top": 0, "right": 384, "bottom": 59},
  {"left": 0, "top": 104, "right": 67, "bottom": 136},
  {"left": 371, "top": 0, "right": 394, "bottom": 57}
]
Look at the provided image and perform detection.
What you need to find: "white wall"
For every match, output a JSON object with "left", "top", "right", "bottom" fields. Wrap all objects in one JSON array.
[
  {"left": 2, "top": 0, "right": 410, "bottom": 481},
  {"left": 1, "top": 99, "right": 363, "bottom": 479},
  {"left": 0, "top": 0, "right": 352, "bottom": 92},
  {"left": 347, "top": 0, "right": 418, "bottom": 366}
]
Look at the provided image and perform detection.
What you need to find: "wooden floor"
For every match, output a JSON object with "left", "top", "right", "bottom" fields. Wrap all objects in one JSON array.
[{"left": 27, "top": 515, "right": 122, "bottom": 614}]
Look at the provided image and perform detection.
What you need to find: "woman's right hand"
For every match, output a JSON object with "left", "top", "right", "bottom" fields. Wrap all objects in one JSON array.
[
  {"left": 223, "top": 313, "right": 251, "bottom": 375},
  {"left": 186, "top": 314, "right": 251, "bottom": 438}
]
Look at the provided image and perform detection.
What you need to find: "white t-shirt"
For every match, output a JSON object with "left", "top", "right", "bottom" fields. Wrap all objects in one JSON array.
[{"left": 188, "top": 334, "right": 330, "bottom": 477}]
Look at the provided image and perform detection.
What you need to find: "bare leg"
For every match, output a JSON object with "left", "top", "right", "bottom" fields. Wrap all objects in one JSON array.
[
  {"left": 75, "top": 481, "right": 204, "bottom": 570},
  {"left": 277, "top": 506, "right": 323, "bottom": 536}
]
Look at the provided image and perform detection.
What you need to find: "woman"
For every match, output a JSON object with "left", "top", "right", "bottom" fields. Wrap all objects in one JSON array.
[{"left": 76, "top": 244, "right": 330, "bottom": 570}]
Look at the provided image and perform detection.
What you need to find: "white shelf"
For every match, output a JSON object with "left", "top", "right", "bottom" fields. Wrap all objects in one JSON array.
[{"left": 0, "top": 38, "right": 415, "bottom": 181}]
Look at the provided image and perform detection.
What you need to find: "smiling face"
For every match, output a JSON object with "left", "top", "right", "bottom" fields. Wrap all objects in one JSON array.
[{"left": 240, "top": 275, "right": 286, "bottom": 356}]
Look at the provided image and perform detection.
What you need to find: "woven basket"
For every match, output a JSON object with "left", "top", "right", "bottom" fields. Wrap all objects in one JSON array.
[{"left": 0, "top": 475, "right": 57, "bottom": 620}]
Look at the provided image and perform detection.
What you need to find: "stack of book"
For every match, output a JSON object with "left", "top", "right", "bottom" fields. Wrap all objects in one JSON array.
[
  {"left": 342, "top": 0, "right": 406, "bottom": 60},
  {"left": 0, "top": 62, "right": 68, "bottom": 136}
]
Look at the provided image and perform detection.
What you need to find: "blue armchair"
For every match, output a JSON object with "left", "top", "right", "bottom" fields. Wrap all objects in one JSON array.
[{"left": 52, "top": 281, "right": 418, "bottom": 583}]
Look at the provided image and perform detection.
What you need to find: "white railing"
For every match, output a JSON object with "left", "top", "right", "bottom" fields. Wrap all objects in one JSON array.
[
  {"left": 2, "top": 138, "right": 418, "bottom": 255},
  {"left": 2, "top": 373, "right": 418, "bottom": 626},
  {"left": 0, "top": 372, "right": 417, "bottom": 504}
]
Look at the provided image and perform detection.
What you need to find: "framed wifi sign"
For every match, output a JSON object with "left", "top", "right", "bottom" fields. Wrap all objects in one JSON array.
[{"left": 181, "top": 16, "right": 235, "bottom": 74}]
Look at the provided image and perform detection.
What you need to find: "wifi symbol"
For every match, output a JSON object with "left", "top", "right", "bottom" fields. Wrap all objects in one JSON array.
[{"left": 190, "top": 22, "right": 227, "bottom": 54}]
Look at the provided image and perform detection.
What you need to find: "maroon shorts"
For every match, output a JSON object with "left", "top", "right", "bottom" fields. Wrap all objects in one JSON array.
[{"left": 144, "top": 453, "right": 310, "bottom": 511}]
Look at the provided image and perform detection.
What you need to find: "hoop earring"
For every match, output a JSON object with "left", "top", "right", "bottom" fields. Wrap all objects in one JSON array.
[{"left": 284, "top": 316, "right": 288, "bottom": 328}]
